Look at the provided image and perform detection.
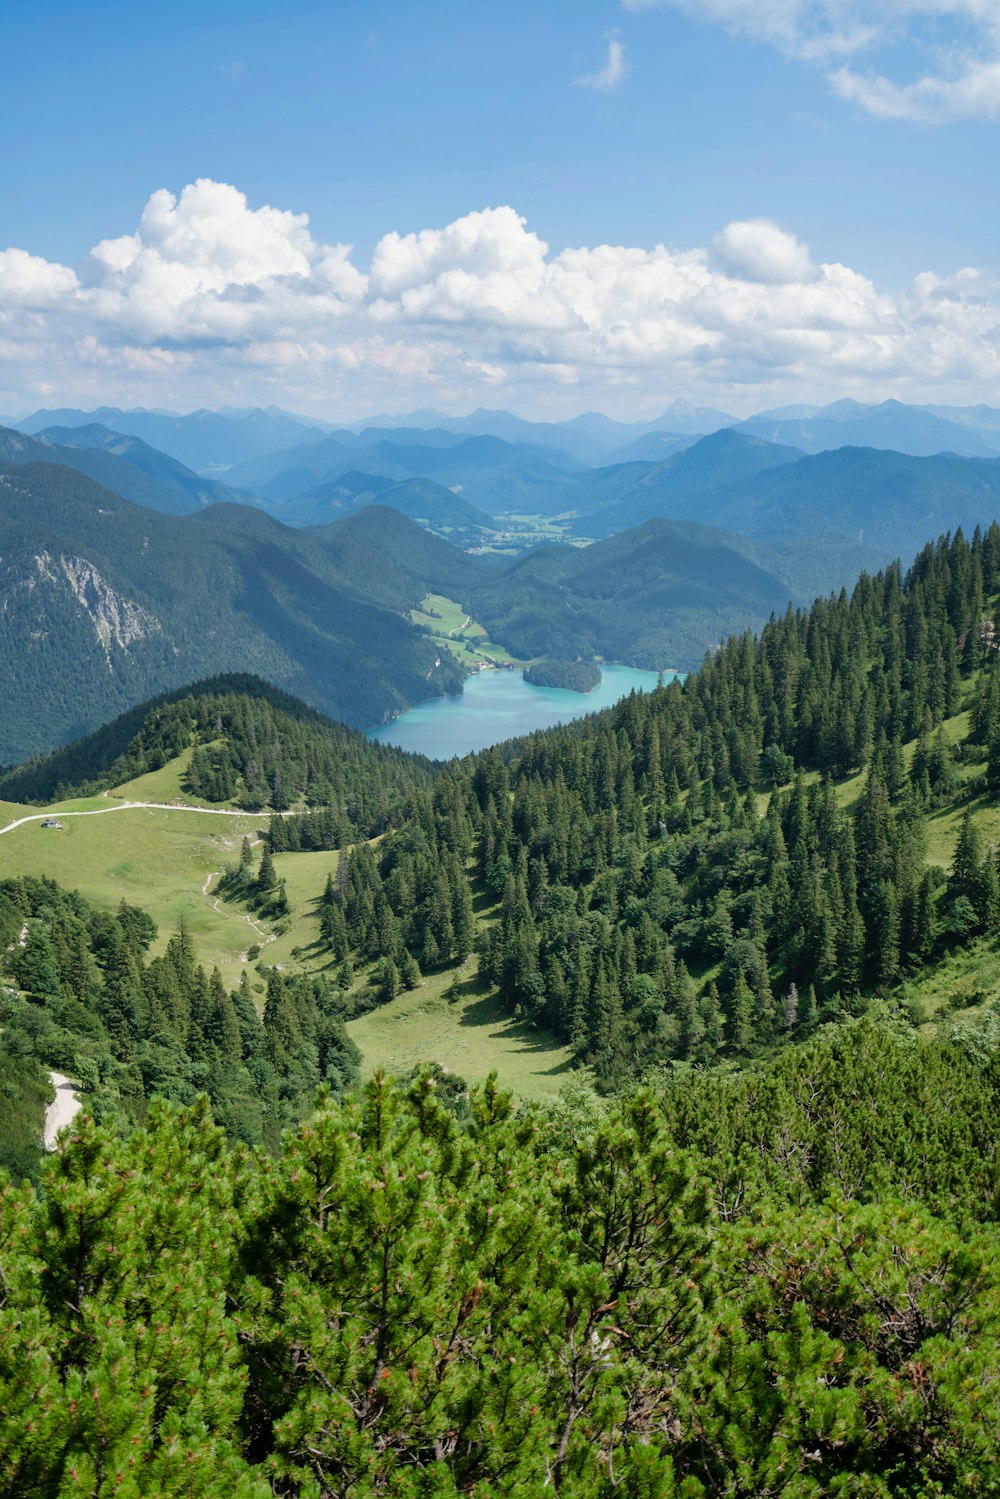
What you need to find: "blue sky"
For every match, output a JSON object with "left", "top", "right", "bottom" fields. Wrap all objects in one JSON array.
[{"left": 2, "top": 0, "right": 998, "bottom": 419}]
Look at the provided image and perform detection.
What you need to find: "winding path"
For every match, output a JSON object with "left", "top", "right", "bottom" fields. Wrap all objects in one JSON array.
[
  {"left": 44, "top": 1072, "right": 81, "bottom": 1150},
  {"left": 0, "top": 801, "right": 285, "bottom": 838}
]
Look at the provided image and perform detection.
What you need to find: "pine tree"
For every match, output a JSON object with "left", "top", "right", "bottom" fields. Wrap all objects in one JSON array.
[
  {"left": 726, "top": 971, "right": 753, "bottom": 1052},
  {"left": 257, "top": 842, "right": 278, "bottom": 894},
  {"left": 15, "top": 924, "right": 62, "bottom": 1001}
]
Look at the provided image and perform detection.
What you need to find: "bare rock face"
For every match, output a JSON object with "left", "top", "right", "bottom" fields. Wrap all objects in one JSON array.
[{"left": 59, "top": 555, "right": 159, "bottom": 651}]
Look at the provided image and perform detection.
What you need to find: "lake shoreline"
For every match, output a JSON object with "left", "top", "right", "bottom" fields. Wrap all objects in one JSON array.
[{"left": 368, "top": 664, "right": 678, "bottom": 759}]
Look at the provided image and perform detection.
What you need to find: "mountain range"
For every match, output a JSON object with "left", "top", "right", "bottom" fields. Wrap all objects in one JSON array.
[
  {"left": 12, "top": 399, "right": 1000, "bottom": 551},
  {"left": 737, "top": 398, "right": 1000, "bottom": 458},
  {"left": 16, "top": 397, "right": 1000, "bottom": 480},
  {"left": 0, "top": 455, "right": 879, "bottom": 763},
  {"left": 6, "top": 394, "right": 1000, "bottom": 765},
  {"left": 0, "top": 423, "right": 250, "bottom": 515},
  {"left": 15, "top": 404, "right": 330, "bottom": 472},
  {"left": 569, "top": 430, "right": 1000, "bottom": 554}
]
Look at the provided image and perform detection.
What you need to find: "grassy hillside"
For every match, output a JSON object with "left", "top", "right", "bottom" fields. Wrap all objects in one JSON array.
[{"left": 0, "top": 781, "right": 575, "bottom": 1094}]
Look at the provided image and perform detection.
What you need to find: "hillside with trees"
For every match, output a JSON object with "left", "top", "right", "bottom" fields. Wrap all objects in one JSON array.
[
  {"left": 0, "top": 875, "right": 359, "bottom": 1174},
  {"left": 523, "top": 658, "right": 602, "bottom": 692},
  {"left": 2, "top": 1026, "right": 1000, "bottom": 1492},
  {"left": 6, "top": 523, "right": 1000, "bottom": 1490},
  {"left": 307, "top": 522, "right": 1000, "bottom": 1088},
  {"left": 0, "top": 465, "right": 465, "bottom": 762},
  {"left": 0, "top": 676, "right": 432, "bottom": 832}
]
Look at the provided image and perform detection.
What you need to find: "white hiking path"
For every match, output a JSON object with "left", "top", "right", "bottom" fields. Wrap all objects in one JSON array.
[
  {"left": 200, "top": 866, "right": 276, "bottom": 961},
  {"left": 0, "top": 802, "right": 294, "bottom": 838},
  {"left": 44, "top": 1072, "right": 81, "bottom": 1150}
]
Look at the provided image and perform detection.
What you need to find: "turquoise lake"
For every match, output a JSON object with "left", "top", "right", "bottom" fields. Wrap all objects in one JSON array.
[{"left": 368, "top": 664, "right": 672, "bottom": 759}]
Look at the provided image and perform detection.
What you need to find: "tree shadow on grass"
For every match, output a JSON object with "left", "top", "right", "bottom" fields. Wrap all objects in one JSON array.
[{"left": 457, "top": 988, "right": 571, "bottom": 1057}]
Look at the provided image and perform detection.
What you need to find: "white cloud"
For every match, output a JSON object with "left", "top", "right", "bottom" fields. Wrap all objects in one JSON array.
[
  {"left": 713, "top": 219, "right": 817, "bottom": 284},
  {"left": 0, "top": 179, "right": 998, "bottom": 418},
  {"left": 830, "top": 51, "right": 1000, "bottom": 121},
  {"left": 576, "top": 32, "right": 629, "bottom": 91},
  {"left": 623, "top": 0, "right": 1000, "bottom": 121},
  {"left": 0, "top": 249, "right": 79, "bottom": 307}
]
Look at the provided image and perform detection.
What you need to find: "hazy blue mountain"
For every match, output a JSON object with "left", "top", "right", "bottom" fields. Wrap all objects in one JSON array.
[
  {"left": 574, "top": 432, "right": 1000, "bottom": 559},
  {"left": 219, "top": 403, "right": 339, "bottom": 433},
  {"left": 344, "top": 407, "right": 455, "bottom": 430},
  {"left": 232, "top": 430, "right": 583, "bottom": 515},
  {"left": 36, "top": 424, "right": 252, "bottom": 512},
  {"left": 751, "top": 402, "right": 823, "bottom": 420},
  {"left": 434, "top": 401, "right": 735, "bottom": 452},
  {"left": 652, "top": 398, "right": 737, "bottom": 435},
  {"left": 16, "top": 405, "right": 330, "bottom": 472},
  {"left": 343, "top": 407, "right": 707, "bottom": 463},
  {"left": 225, "top": 427, "right": 468, "bottom": 495},
  {"left": 425, "top": 408, "right": 631, "bottom": 462},
  {"left": 738, "top": 399, "right": 1000, "bottom": 458},
  {"left": 688, "top": 445, "right": 1000, "bottom": 554},
  {"left": 409, "top": 441, "right": 580, "bottom": 514},
  {"left": 223, "top": 434, "right": 357, "bottom": 500},
  {"left": 281, "top": 472, "right": 495, "bottom": 540},
  {"left": 599, "top": 432, "right": 699, "bottom": 465},
  {"left": 365, "top": 429, "right": 582, "bottom": 472},
  {"left": 577, "top": 429, "right": 803, "bottom": 532},
  {"left": 348, "top": 425, "right": 474, "bottom": 452},
  {"left": 0, "top": 423, "right": 246, "bottom": 516},
  {"left": 921, "top": 402, "right": 1000, "bottom": 437}
]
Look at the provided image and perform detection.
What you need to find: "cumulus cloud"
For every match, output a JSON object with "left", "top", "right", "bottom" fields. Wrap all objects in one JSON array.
[
  {"left": 576, "top": 32, "right": 629, "bottom": 91},
  {"left": 623, "top": 0, "right": 1000, "bottom": 121},
  {"left": 0, "top": 179, "right": 998, "bottom": 417},
  {"left": 0, "top": 248, "right": 79, "bottom": 307},
  {"left": 713, "top": 220, "right": 817, "bottom": 284}
]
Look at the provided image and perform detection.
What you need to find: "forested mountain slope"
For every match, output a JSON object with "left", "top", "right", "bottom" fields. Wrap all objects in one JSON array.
[
  {"left": 36, "top": 422, "right": 252, "bottom": 511},
  {"left": 8, "top": 528, "right": 1000, "bottom": 1490},
  {"left": 285, "top": 472, "right": 495, "bottom": 539},
  {"left": 305, "top": 522, "right": 1000, "bottom": 1089},
  {"left": 695, "top": 445, "right": 1000, "bottom": 553},
  {"left": 575, "top": 427, "right": 803, "bottom": 529},
  {"left": 0, "top": 675, "right": 432, "bottom": 821},
  {"left": 0, "top": 465, "right": 463, "bottom": 762},
  {"left": 467, "top": 518, "right": 798, "bottom": 667},
  {"left": 579, "top": 432, "right": 1000, "bottom": 553}
]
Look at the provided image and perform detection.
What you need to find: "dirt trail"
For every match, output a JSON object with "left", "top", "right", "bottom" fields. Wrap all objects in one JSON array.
[
  {"left": 0, "top": 802, "right": 293, "bottom": 838},
  {"left": 207, "top": 887, "right": 277, "bottom": 961},
  {"left": 44, "top": 1072, "right": 81, "bottom": 1150}
]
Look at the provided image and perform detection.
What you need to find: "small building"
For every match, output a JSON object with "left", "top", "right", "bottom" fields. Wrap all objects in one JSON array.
[{"left": 41, "top": 818, "right": 63, "bottom": 830}]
